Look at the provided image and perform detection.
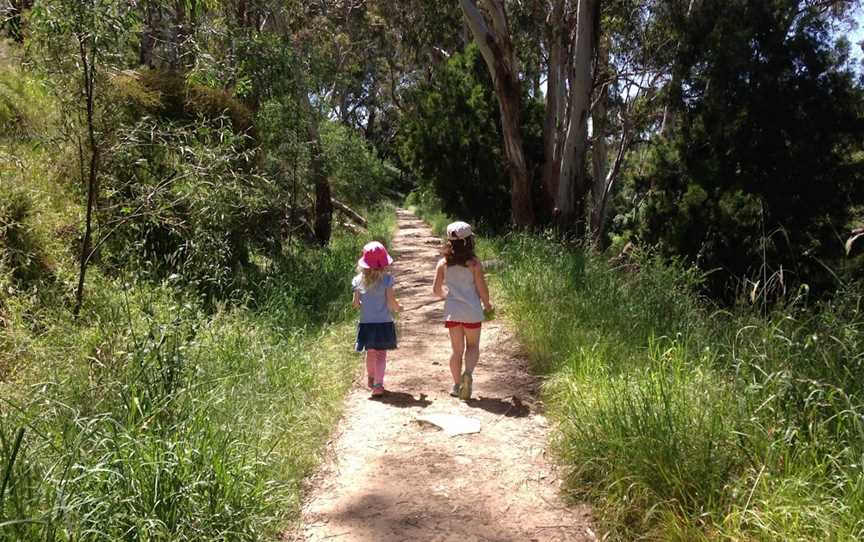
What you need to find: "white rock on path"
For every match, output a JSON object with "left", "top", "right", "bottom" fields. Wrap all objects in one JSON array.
[{"left": 415, "top": 412, "right": 482, "bottom": 437}]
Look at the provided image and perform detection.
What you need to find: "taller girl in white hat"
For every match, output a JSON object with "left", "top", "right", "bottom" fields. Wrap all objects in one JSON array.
[{"left": 432, "top": 221, "right": 493, "bottom": 400}]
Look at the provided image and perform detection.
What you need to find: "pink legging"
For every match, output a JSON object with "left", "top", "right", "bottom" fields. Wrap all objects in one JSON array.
[{"left": 366, "top": 349, "right": 388, "bottom": 387}]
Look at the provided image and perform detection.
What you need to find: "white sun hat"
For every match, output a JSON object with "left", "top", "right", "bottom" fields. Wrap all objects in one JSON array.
[{"left": 446, "top": 221, "right": 474, "bottom": 240}]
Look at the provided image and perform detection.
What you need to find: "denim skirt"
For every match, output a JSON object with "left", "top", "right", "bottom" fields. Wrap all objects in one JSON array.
[{"left": 355, "top": 322, "right": 397, "bottom": 352}]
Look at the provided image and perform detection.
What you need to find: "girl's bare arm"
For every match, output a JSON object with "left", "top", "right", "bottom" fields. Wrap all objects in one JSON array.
[
  {"left": 471, "top": 259, "right": 492, "bottom": 310},
  {"left": 352, "top": 290, "right": 361, "bottom": 308},
  {"left": 432, "top": 258, "right": 446, "bottom": 298},
  {"left": 386, "top": 287, "right": 403, "bottom": 312}
]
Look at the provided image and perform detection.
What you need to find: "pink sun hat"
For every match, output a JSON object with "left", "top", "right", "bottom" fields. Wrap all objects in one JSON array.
[{"left": 358, "top": 241, "right": 394, "bottom": 269}]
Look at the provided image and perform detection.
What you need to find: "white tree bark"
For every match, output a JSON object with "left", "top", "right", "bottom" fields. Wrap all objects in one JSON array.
[
  {"left": 555, "top": 0, "right": 597, "bottom": 229},
  {"left": 591, "top": 82, "right": 609, "bottom": 239},
  {"left": 541, "top": 0, "right": 566, "bottom": 210}
]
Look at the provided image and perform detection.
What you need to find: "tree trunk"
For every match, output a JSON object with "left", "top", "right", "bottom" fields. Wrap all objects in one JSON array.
[
  {"left": 555, "top": 0, "right": 597, "bottom": 231},
  {"left": 138, "top": 1, "right": 159, "bottom": 67},
  {"left": 540, "top": 0, "right": 565, "bottom": 215},
  {"left": 332, "top": 198, "right": 368, "bottom": 227},
  {"left": 171, "top": 0, "right": 188, "bottom": 71},
  {"left": 497, "top": 79, "right": 534, "bottom": 227},
  {"left": 73, "top": 36, "right": 99, "bottom": 316},
  {"left": 460, "top": 0, "right": 534, "bottom": 227},
  {"left": 590, "top": 82, "right": 609, "bottom": 243},
  {"left": 304, "top": 95, "right": 332, "bottom": 246}
]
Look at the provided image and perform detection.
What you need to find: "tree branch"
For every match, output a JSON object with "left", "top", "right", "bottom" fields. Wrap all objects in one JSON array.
[{"left": 459, "top": 0, "right": 497, "bottom": 68}]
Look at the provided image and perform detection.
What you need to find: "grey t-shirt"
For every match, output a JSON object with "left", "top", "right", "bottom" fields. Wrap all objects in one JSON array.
[{"left": 353, "top": 273, "right": 395, "bottom": 323}]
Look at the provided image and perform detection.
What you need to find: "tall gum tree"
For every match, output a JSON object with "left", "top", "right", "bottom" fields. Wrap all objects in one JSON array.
[
  {"left": 553, "top": 0, "right": 598, "bottom": 230},
  {"left": 459, "top": 0, "right": 535, "bottom": 227},
  {"left": 460, "top": 0, "right": 599, "bottom": 230}
]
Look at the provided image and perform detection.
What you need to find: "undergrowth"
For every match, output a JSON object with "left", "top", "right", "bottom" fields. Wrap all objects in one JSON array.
[
  {"left": 405, "top": 189, "right": 449, "bottom": 237},
  {"left": 1, "top": 73, "right": 396, "bottom": 539},
  {"left": 1, "top": 36, "right": 396, "bottom": 541},
  {"left": 488, "top": 235, "right": 864, "bottom": 541}
]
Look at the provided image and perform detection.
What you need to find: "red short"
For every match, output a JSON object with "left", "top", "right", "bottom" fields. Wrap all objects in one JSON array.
[{"left": 444, "top": 321, "right": 482, "bottom": 329}]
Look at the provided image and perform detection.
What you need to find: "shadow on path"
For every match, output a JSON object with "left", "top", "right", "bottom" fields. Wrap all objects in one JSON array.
[
  {"left": 370, "top": 391, "right": 433, "bottom": 409},
  {"left": 464, "top": 395, "right": 531, "bottom": 418}
]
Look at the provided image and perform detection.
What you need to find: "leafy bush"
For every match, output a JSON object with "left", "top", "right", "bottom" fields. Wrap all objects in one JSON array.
[
  {"left": 0, "top": 66, "right": 51, "bottom": 139},
  {"left": 110, "top": 69, "right": 254, "bottom": 136},
  {"left": 612, "top": 4, "right": 864, "bottom": 298},
  {"left": 320, "top": 121, "right": 399, "bottom": 206},
  {"left": 97, "top": 116, "right": 280, "bottom": 297}
]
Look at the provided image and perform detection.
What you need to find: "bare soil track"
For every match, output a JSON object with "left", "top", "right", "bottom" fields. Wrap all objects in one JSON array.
[{"left": 291, "top": 209, "right": 594, "bottom": 542}]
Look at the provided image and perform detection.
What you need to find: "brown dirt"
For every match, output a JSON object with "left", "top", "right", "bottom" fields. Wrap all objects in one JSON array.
[{"left": 290, "top": 209, "right": 595, "bottom": 542}]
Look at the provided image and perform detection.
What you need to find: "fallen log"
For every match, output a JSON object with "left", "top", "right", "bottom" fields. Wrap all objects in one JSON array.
[{"left": 331, "top": 198, "right": 368, "bottom": 227}]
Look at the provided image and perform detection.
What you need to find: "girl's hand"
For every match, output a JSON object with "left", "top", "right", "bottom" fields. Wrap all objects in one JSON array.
[{"left": 483, "top": 305, "right": 495, "bottom": 320}]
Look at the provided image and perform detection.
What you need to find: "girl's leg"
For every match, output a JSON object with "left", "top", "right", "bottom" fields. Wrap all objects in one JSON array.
[
  {"left": 463, "top": 326, "right": 482, "bottom": 375},
  {"left": 448, "top": 326, "right": 466, "bottom": 384},
  {"left": 365, "top": 349, "right": 378, "bottom": 387},
  {"left": 374, "top": 349, "right": 387, "bottom": 387}
]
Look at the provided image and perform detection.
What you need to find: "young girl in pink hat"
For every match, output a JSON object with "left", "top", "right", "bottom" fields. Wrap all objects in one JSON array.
[
  {"left": 432, "top": 221, "right": 493, "bottom": 400},
  {"left": 352, "top": 241, "right": 402, "bottom": 397}
]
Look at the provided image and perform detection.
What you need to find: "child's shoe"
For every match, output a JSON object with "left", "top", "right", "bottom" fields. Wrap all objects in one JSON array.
[
  {"left": 371, "top": 384, "right": 385, "bottom": 397},
  {"left": 449, "top": 383, "right": 461, "bottom": 397},
  {"left": 459, "top": 372, "right": 473, "bottom": 401}
]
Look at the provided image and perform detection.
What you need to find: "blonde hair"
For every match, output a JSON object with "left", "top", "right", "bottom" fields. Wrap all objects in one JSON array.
[{"left": 358, "top": 267, "right": 386, "bottom": 289}]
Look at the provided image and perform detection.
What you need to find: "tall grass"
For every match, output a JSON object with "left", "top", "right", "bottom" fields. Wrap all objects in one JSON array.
[
  {"left": 0, "top": 201, "right": 396, "bottom": 540},
  {"left": 487, "top": 235, "right": 864, "bottom": 540}
]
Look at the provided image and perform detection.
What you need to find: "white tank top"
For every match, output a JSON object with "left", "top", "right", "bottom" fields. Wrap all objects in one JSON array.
[{"left": 444, "top": 263, "right": 484, "bottom": 323}]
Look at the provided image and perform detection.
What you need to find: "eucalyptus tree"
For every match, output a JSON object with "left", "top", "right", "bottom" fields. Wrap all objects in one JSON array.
[
  {"left": 459, "top": 0, "right": 600, "bottom": 230},
  {"left": 29, "top": 0, "right": 136, "bottom": 315},
  {"left": 588, "top": 0, "right": 671, "bottom": 242}
]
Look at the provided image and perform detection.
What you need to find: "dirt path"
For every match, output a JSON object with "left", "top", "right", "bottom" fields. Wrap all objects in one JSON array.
[{"left": 293, "top": 209, "right": 594, "bottom": 542}]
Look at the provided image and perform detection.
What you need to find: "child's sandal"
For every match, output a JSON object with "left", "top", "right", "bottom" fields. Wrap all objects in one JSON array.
[{"left": 371, "top": 383, "right": 385, "bottom": 397}]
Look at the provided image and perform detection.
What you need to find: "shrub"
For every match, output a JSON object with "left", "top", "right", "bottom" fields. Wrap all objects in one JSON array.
[
  {"left": 0, "top": 65, "right": 51, "bottom": 139},
  {"left": 320, "top": 121, "right": 399, "bottom": 206},
  {"left": 97, "top": 116, "right": 279, "bottom": 297},
  {"left": 0, "top": 186, "right": 53, "bottom": 286},
  {"left": 110, "top": 69, "right": 254, "bottom": 136}
]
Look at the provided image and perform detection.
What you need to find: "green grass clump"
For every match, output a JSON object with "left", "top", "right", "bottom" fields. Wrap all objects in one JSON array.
[{"left": 487, "top": 234, "right": 864, "bottom": 540}]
